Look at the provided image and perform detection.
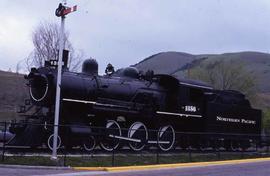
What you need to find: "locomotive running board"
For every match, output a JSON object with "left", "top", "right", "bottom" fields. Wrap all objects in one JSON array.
[
  {"left": 108, "top": 135, "right": 170, "bottom": 144},
  {"left": 156, "top": 111, "right": 202, "bottom": 118}
]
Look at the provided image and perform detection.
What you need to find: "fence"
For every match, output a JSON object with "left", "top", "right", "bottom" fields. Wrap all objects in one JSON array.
[{"left": 0, "top": 121, "right": 269, "bottom": 167}]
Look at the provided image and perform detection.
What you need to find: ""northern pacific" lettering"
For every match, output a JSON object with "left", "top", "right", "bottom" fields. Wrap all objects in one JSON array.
[{"left": 216, "top": 116, "right": 256, "bottom": 125}]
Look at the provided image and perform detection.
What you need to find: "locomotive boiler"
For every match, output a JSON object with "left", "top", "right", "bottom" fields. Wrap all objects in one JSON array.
[{"left": 8, "top": 58, "right": 262, "bottom": 152}]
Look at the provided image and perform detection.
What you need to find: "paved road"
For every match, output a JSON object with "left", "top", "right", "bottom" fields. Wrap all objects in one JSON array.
[
  {"left": 0, "top": 167, "right": 77, "bottom": 176},
  {"left": 1, "top": 160, "right": 270, "bottom": 176},
  {"left": 101, "top": 161, "right": 270, "bottom": 176}
]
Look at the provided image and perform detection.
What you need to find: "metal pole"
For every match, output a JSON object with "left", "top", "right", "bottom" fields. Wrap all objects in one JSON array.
[
  {"left": 156, "top": 129, "right": 160, "bottom": 164},
  {"left": 188, "top": 135, "right": 192, "bottom": 162},
  {"left": 2, "top": 122, "right": 7, "bottom": 161},
  {"left": 52, "top": 15, "right": 65, "bottom": 159},
  {"left": 112, "top": 137, "right": 115, "bottom": 167},
  {"left": 216, "top": 139, "right": 220, "bottom": 160}
]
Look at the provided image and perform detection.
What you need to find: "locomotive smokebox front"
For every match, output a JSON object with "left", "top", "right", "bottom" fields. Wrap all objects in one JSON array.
[
  {"left": 26, "top": 65, "right": 98, "bottom": 108},
  {"left": 29, "top": 74, "right": 49, "bottom": 102},
  {"left": 25, "top": 67, "right": 54, "bottom": 106}
]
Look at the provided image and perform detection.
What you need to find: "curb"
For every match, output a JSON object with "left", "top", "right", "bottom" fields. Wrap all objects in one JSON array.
[
  {"left": 0, "top": 164, "right": 71, "bottom": 170},
  {"left": 73, "top": 157, "right": 270, "bottom": 172}
]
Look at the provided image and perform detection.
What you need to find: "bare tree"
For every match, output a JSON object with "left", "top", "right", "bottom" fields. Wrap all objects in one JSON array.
[
  {"left": 16, "top": 60, "right": 22, "bottom": 74},
  {"left": 26, "top": 21, "right": 83, "bottom": 71},
  {"left": 189, "top": 59, "right": 257, "bottom": 100}
]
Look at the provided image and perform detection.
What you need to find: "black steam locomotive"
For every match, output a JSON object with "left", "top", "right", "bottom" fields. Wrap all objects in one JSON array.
[{"left": 8, "top": 58, "right": 262, "bottom": 152}]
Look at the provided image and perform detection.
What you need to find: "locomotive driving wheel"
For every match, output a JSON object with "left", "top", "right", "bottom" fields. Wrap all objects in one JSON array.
[
  {"left": 47, "top": 134, "right": 61, "bottom": 150},
  {"left": 128, "top": 122, "right": 148, "bottom": 151},
  {"left": 230, "top": 140, "right": 240, "bottom": 151},
  {"left": 198, "top": 140, "right": 210, "bottom": 151},
  {"left": 100, "top": 120, "right": 122, "bottom": 151},
  {"left": 225, "top": 140, "right": 240, "bottom": 151},
  {"left": 83, "top": 136, "right": 96, "bottom": 152},
  {"left": 157, "top": 125, "right": 175, "bottom": 151}
]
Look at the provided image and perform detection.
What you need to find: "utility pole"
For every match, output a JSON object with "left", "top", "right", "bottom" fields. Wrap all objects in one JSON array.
[{"left": 52, "top": 1, "right": 77, "bottom": 159}]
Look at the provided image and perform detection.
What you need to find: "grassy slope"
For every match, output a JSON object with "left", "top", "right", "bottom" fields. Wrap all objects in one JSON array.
[
  {"left": 0, "top": 71, "right": 28, "bottom": 120},
  {"left": 178, "top": 52, "right": 270, "bottom": 92},
  {"left": 134, "top": 51, "right": 198, "bottom": 74},
  {"left": 135, "top": 51, "right": 270, "bottom": 93}
]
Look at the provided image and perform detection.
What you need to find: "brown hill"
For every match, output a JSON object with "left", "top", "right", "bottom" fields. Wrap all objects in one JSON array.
[
  {"left": 0, "top": 71, "right": 28, "bottom": 120},
  {"left": 134, "top": 52, "right": 198, "bottom": 74}
]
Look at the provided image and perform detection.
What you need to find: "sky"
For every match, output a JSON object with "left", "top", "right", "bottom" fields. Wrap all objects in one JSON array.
[{"left": 0, "top": 0, "right": 270, "bottom": 73}]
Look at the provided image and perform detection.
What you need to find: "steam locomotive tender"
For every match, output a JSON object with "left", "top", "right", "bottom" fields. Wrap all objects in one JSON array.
[{"left": 9, "top": 58, "right": 262, "bottom": 152}]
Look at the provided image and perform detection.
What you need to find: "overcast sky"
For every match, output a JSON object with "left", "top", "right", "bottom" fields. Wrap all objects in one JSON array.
[{"left": 1, "top": 0, "right": 270, "bottom": 73}]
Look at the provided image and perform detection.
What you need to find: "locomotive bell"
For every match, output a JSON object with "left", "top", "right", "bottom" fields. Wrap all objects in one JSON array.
[{"left": 82, "top": 59, "right": 98, "bottom": 75}]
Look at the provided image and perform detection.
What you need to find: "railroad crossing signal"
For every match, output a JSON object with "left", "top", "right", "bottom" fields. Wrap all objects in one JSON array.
[
  {"left": 52, "top": 2, "right": 77, "bottom": 160},
  {"left": 62, "top": 5, "right": 77, "bottom": 16},
  {"left": 55, "top": 3, "right": 77, "bottom": 17}
]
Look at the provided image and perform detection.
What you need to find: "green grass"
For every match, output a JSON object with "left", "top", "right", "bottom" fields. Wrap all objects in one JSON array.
[
  {"left": 0, "top": 156, "right": 58, "bottom": 166},
  {"left": 0, "top": 152, "right": 269, "bottom": 167},
  {"left": 0, "top": 111, "right": 23, "bottom": 122}
]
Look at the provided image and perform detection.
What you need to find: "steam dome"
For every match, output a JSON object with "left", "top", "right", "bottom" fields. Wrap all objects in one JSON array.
[
  {"left": 122, "top": 67, "right": 139, "bottom": 78},
  {"left": 82, "top": 59, "right": 98, "bottom": 75}
]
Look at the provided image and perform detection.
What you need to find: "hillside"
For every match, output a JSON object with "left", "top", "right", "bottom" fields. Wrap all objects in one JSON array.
[
  {"left": 134, "top": 52, "right": 198, "bottom": 74},
  {"left": 134, "top": 51, "right": 270, "bottom": 109},
  {"left": 0, "top": 71, "right": 28, "bottom": 120},
  {"left": 135, "top": 51, "right": 270, "bottom": 93}
]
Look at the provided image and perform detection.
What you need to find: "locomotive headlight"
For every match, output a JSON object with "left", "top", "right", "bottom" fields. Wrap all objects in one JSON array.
[{"left": 29, "top": 75, "right": 49, "bottom": 102}]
